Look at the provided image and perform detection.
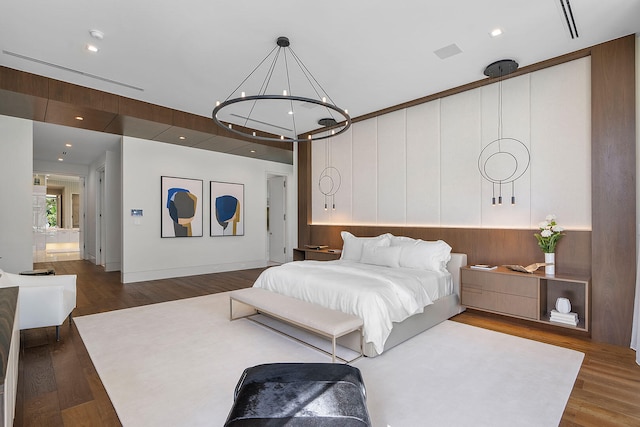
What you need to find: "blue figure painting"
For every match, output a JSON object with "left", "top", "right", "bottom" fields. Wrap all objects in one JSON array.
[
  {"left": 215, "top": 195, "right": 240, "bottom": 235},
  {"left": 167, "top": 187, "right": 197, "bottom": 237}
]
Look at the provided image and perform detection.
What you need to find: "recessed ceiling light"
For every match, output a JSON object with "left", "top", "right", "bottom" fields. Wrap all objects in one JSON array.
[
  {"left": 58, "top": 158, "right": 64, "bottom": 162},
  {"left": 179, "top": 136, "right": 186, "bottom": 140},
  {"left": 250, "top": 150, "right": 256, "bottom": 153},
  {"left": 86, "top": 44, "right": 99, "bottom": 53},
  {"left": 65, "top": 143, "right": 72, "bottom": 147},
  {"left": 75, "top": 116, "right": 84, "bottom": 120},
  {"left": 490, "top": 28, "right": 503, "bottom": 37}
]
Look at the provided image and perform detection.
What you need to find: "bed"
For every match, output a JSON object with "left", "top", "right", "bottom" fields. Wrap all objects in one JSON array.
[{"left": 253, "top": 232, "right": 467, "bottom": 357}]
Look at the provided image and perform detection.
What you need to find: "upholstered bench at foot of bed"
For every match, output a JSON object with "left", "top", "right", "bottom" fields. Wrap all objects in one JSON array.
[
  {"left": 229, "top": 287, "right": 364, "bottom": 363},
  {"left": 224, "top": 362, "right": 372, "bottom": 426}
]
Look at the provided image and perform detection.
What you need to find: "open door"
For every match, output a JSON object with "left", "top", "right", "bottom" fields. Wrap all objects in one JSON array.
[{"left": 268, "top": 176, "right": 286, "bottom": 264}]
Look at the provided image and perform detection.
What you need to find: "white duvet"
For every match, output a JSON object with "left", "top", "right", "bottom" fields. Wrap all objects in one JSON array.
[{"left": 252, "top": 260, "right": 453, "bottom": 354}]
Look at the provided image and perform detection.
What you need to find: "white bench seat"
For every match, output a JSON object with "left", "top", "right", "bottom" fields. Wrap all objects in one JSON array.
[{"left": 229, "top": 287, "right": 363, "bottom": 363}]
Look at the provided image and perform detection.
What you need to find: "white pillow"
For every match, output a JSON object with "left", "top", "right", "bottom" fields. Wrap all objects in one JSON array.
[
  {"left": 360, "top": 244, "right": 401, "bottom": 268},
  {"left": 340, "top": 231, "right": 390, "bottom": 261},
  {"left": 389, "top": 235, "right": 417, "bottom": 246},
  {"left": 396, "top": 239, "right": 452, "bottom": 272}
]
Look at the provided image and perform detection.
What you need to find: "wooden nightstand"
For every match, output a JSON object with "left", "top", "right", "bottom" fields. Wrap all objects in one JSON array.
[
  {"left": 293, "top": 248, "right": 341, "bottom": 261},
  {"left": 460, "top": 266, "right": 590, "bottom": 331}
]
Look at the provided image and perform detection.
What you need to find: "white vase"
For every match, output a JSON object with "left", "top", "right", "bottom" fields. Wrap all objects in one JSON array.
[
  {"left": 544, "top": 252, "right": 555, "bottom": 275},
  {"left": 555, "top": 297, "right": 571, "bottom": 314}
]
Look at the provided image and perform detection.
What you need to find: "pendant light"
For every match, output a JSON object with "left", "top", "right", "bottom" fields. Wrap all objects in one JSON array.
[{"left": 478, "top": 59, "right": 530, "bottom": 206}]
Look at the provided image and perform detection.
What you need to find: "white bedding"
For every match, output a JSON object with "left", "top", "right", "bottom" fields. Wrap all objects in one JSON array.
[{"left": 252, "top": 260, "right": 453, "bottom": 354}]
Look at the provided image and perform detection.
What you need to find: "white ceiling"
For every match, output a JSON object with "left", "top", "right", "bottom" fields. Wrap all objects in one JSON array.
[
  {"left": 32, "top": 121, "right": 121, "bottom": 166},
  {"left": 1, "top": 0, "right": 639, "bottom": 166}
]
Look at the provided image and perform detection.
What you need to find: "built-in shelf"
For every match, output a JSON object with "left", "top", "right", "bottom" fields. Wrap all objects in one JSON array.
[{"left": 460, "top": 266, "right": 590, "bottom": 332}]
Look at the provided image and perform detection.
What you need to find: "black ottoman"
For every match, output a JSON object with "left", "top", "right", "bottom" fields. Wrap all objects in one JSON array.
[{"left": 224, "top": 363, "right": 372, "bottom": 426}]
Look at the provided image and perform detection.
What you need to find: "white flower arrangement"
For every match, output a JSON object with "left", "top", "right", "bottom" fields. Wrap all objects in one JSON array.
[{"left": 534, "top": 214, "right": 565, "bottom": 253}]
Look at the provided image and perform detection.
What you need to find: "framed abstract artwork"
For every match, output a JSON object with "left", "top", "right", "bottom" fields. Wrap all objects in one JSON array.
[
  {"left": 210, "top": 181, "right": 244, "bottom": 236},
  {"left": 161, "top": 176, "right": 203, "bottom": 238}
]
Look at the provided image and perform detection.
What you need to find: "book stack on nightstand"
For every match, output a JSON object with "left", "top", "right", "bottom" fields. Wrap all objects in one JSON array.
[{"left": 549, "top": 310, "right": 579, "bottom": 327}]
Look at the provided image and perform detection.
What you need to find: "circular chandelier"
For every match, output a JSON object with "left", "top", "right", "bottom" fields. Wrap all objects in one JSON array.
[{"left": 212, "top": 36, "right": 351, "bottom": 143}]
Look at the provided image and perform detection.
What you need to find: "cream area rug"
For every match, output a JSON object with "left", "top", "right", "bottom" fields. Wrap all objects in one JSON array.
[{"left": 74, "top": 292, "right": 583, "bottom": 427}]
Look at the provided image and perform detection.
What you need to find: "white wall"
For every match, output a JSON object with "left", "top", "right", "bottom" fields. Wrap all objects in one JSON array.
[
  {"left": 86, "top": 147, "right": 122, "bottom": 270},
  {"left": 312, "top": 58, "right": 592, "bottom": 231},
  {"left": 85, "top": 160, "right": 99, "bottom": 263},
  {"left": 105, "top": 149, "right": 122, "bottom": 271},
  {"left": 121, "top": 137, "right": 294, "bottom": 283},
  {"left": 0, "top": 116, "right": 33, "bottom": 273}
]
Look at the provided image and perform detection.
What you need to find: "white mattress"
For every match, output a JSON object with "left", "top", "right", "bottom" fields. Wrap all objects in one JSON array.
[{"left": 252, "top": 260, "right": 453, "bottom": 354}]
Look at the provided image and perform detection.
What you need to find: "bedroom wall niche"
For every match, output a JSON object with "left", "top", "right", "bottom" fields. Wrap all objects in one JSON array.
[
  {"left": 352, "top": 119, "right": 378, "bottom": 224},
  {"left": 530, "top": 58, "right": 591, "bottom": 227},
  {"left": 122, "top": 136, "right": 294, "bottom": 283},
  {"left": 311, "top": 57, "right": 591, "bottom": 231},
  {"left": 440, "top": 87, "right": 483, "bottom": 226},
  {"left": 313, "top": 128, "right": 353, "bottom": 225},
  {"left": 377, "top": 109, "right": 407, "bottom": 224},
  {"left": 479, "top": 73, "right": 531, "bottom": 228},
  {"left": 406, "top": 101, "right": 441, "bottom": 224}
]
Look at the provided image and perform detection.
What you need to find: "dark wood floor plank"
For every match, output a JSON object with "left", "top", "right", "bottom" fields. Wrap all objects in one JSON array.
[
  {"left": 21, "top": 390, "right": 64, "bottom": 427},
  {"left": 50, "top": 336, "right": 94, "bottom": 411},
  {"left": 61, "top": 400, "right": 119, "bottom": 427},
  {"left": 19, "top": 342, "right": 57, "bottom": 401},
  {"left": 82, "top": 367, "right": 121, "bottom": 425},
  {"left": 10, "top": 259, "right": 640, "bottom": 427}
]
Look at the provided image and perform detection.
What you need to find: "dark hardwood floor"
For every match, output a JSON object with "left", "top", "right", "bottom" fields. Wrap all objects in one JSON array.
[{"left": 13, "top": 260, "right": 640, "bottom": 426}]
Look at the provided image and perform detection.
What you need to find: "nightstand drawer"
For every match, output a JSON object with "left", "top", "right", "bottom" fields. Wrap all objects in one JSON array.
[
  {"left": 462, "top": 284, "right": 538, "bottom": 319},
  {"left": 293, "top": 248, "right": 341, "bottom": 261},
  {"left": 461, "top": 269, "right": 537, "bottom": 298},
  {"left": 305, "top": 251, "right": 340, "bottom": 261}
]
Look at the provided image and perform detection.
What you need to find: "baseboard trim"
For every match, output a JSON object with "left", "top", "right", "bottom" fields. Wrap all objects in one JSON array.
[{"left": 121, "top": 260, "right": 268, "bottom": 283}]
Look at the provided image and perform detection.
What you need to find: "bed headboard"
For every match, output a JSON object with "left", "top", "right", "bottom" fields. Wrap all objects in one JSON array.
[{"left": 446, "top": 253, "right": 467, "bottom": 295}]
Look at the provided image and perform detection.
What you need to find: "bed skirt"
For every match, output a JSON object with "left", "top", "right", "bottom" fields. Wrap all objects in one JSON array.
[{"left": 338, "top": 293, "right": 465, "bottom": 357}]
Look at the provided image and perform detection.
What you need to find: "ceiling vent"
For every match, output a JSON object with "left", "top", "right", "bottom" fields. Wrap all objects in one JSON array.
[
  {"left": 559, "top": 0, "right": 579, "bottom": 39},
  {"left": 434, "top": 44, "right": 463, "bottom": 60},
  {"left": 2, "top": 50, "right": 144, "bottom": 91}
]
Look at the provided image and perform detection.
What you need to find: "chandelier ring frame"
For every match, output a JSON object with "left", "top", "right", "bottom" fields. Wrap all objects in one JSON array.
[{"left": 212, "top": 95, "right": 351, "bottom": 143}]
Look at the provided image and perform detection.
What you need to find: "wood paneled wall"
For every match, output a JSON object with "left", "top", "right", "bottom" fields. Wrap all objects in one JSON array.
[
  {"left": 297, "top": 142, "right": 312, "bottom": 246},
  {"left": 298, "top": 35, "right": 637, "bottom": 346},
  {"left": 310, "top": 225, "right": 591, "bottom": 275},
  {"left": 590, "top": 35, "right": 636, "bottom": 345}
]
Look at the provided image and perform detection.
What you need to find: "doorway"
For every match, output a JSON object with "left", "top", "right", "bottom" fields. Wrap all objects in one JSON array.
[
  {"left": 32, "top": 173, "right": 84, "bottom": 262},
  {"left": 267, "top": 175, "right": 287, "bottom": 264}
]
